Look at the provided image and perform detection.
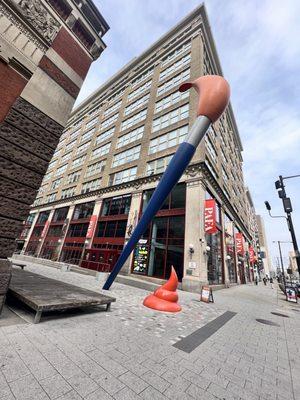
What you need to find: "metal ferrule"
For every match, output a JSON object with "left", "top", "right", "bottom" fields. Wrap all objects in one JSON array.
[{"left": 185, "top": 115, "right": 211, "bottom": 148}]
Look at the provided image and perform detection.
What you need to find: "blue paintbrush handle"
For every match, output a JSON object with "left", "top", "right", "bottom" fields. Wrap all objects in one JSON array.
[{"left": 103, "top": 142, "right": 195, "bottom": 290}]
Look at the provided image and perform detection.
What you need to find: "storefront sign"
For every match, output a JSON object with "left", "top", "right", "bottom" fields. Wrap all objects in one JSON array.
[
  {"left": 86, "top": 215, "right": 97, "bottom": 238},
  {"left": 200, "top": 286, "right": 214, "bottom": 303},
  {"left": 235, "top": 233, "right": 244, "bottom": 255},
  {"left": 286, "top": 287, "right": 297, "bottom": 303},
  {"left": 204, "top": 199, "right": 218, "bottom": 234},
  {"left": 249, "top": 246, "right": 255, "bottom": 264},
  {"left": 41, "top": 221, "right": 49, "bottom": 238},
  {"left": 133, "top": 244, "right": 148, "bottom": 273}
]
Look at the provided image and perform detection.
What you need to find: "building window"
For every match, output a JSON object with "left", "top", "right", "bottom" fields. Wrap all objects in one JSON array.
[
  {"left": 96, "top": 220, "right": 127, "bottom": 238},
  {"left": 85, "top": 160, "right": 106, "bottom": 178},
  {"left": 109, "top": 166, "right": 137, "bottom": 185},
  {"left": 51, "top": 178, "right": 62, "bottom": 190},
  {"left": 61, "top": 187, "right": 76, "bottom": 199},
  {"left": 116, "top": 126, "right": 144, "bottom": 149},
  {"left": 81, "top": 128, "right": 95, "bottom": 142},
  {"left": 47, "top": 193, "right": 57, "bottom": 203},
  {"left": 132, "top": 67, "right": 154, "bottom": 87},
  {"left": 52, "top": 149, "right": 62, "bottom": 159},
  {"left": 46, "top": 225, "right": 63, "bottom": 237},
  {"left": 222, "top": 166, "right": 229, "bottom": 182},
  {"left": 33, "top": 198, "right": 42, "bottom": 206},
  {"left": 107, "top": 88, "right": 125, "bottom": 104},
  {"left": 85, "top": 116, "right": 98, "bottom": 130},
  {"left": 146, "top": 154, "right": 173, "bottom": 175},
  {"left": 112, "top": 145, "right": 141, "bottom": 168},
  {"left": 101, "top": 195, "right": 131, "bottom": 216},
  {"left": 65, "top": 139, "right": 77, "bottom": 152},
  {"left": 42, "top": 172, "right": 52, "bottom": 182},
  {"left": 124, "top": 94, "right": 149, "bottom": 116},
  {"left": 159, "top": 53, "right": 191, "bottom": 81},
  {"left": 67, "top": 223, "right": 89, "bottom": 237},
  {"left": 157, "top": 69, "right": 190, "bottom": 97},
  {"left": 75, "top": 141, "right": 91, "bottom": 155},
  {"left": 67, "top": 170, "right": 81, "bottom": 184},
  {"left": 95, "top": 127, "right": 115, "bottom": 145},
  {"left": 121, "top": 109, "right": 147, "bottom": 131},
  {"left": 155, "top": 90, "right": 189, "bottom": 113},
  {"left": 26, "top": 213, "right": 36, "bottom": 225},
  {"left": 206, "top": 232, "right": 224, "bottom": 285},
  {"left": 91, "top": 143, "right": 111, "bottom": 159},
  {"left": 69, "top": 128, "right": 81, "bottom": 140},
  {"left": 205, "top": 136, "right": 218, "bottom": 163},
  {"left": 72, "top": 202, "right": 95, "bottom": 220},
  {"left": 152, "top": 104, "right": 189, "bottom": 133},
  {"left": 149, "top": 125, "right": 188, "bottom": 154},
  {"left": 101, "top": 113, "right": 118, "bottom": 129},
  {"left": 161, "top": 42, "right": 191, "bottom": 66},
  {"left": 71, "top": 155, "right": 86, "bottom": 168},
  {"left": 53, "top": 207, "right": 69, "bottom": 222},
  {"left": 37, "top": 211, "right": 50, "bottom": 224},
  {"left": 60, "top": 152, "right": 72, "bottom": 164},
  {"left": 88, "top": 107, "right": 100, "bottom": 117},
  {"left": 48, "top": 160, "right": 57, "bottom": 170},
  {"left": 81, "top": 178, "right": 102, "bottom": 194},
  {"left": 128, "top": 80, "right": 152, "bottom": 101},
  {"left": 103, "top": 101, "right": 121, "bottom": 117}
]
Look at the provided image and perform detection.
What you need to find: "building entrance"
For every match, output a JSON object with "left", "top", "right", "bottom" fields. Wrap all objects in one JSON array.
[{"left": 81, "top": 249, "right": 121, "bottom": 272}]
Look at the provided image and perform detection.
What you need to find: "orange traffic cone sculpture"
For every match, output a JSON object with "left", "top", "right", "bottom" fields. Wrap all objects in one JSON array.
[{"left": 143, "top": 266, "right": 181, "bottom": 312}]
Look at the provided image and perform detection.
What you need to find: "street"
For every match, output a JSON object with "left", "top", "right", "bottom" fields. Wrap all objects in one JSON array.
[{"left": 0, "top": 265, "right": 299, "bottom": 400}]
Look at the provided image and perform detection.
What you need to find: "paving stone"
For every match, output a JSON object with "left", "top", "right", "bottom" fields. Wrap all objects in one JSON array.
[
  {"left": 9, "top": 374, "right": 48, "bottom": 400},
  {"left": 95, "top": 370, "right": 125, "bottom": 395},
  {"left": 141, "top": 370, "right": 170, "bottom": 393},
  {"left": 113, "top": 387, "right": 141, "bottom": 400},
  {"left": 140, "top": 386, "right": 168, "bottom": 400},
  {"left": 182, "top": 370, "right": 211, "bottom": 390},
  {"left": 85, "top": 387, "right": 114, "bottom": 400},
  {"left": 119, "top": 370, "right": 149, "bottom": 394},
  {"left": 186, "top": 383, "right": 217, "bottom": 400},
  {"left": 40, "top": 374, "right": 72, "bottom": 399},
  {"left": 67, "top": 372, "right": 99, "bottom": 397},
  {"left": 56, "top": 389, "right": 82, "bottom": 400}
]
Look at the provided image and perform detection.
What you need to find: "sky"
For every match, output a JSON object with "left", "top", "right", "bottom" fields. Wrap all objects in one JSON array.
[{"left": 75, "top": 0, "right": 300, "bottom": 269}]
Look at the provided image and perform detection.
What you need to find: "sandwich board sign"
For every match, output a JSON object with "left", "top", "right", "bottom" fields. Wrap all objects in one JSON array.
[
  {"left": 286, "top": 287, "right": 297, "bottom": 303},
  {"left": 201, "top": 286, "right": 214, "bottom": 303}
]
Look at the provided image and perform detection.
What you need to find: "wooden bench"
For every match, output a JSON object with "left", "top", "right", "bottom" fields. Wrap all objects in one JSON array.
[{"left": 8, "top": 269, "right": 116, "bottom": 323}]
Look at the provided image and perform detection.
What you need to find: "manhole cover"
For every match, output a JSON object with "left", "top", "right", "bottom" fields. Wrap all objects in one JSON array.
[
  {"left": 256, "top": 319, "right": 280, "bottom": 327},
  {"left": 271, "top": 312, "right": 289, "bottom": 318}
]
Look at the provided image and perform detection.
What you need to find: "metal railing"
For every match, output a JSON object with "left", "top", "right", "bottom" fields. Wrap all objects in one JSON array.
[{"left": 61, "top": 258, "right": 111, "bottom": 273}]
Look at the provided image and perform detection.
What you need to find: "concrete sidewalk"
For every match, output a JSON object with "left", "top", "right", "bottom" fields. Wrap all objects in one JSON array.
[{"left": 0, "top": 264, "right": 299, "bottom": 400}]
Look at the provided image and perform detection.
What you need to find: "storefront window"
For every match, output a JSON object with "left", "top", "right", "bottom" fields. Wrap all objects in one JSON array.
[
  {"left": 206, "top": 231, "right": 223, "bottom": 284},
  {"left": 73, "top": 202, "right": 95, "bottom": 220},
  {"left": 37, "top": 211, "right": 50, "bottom": 224},
  {"left": 53, "top": 207, "right": 69, "bottom": 222},
  {"left": 133, "top": 215, "right": 184, "bottom": 281},
  {"left": 224, "top": 213, "right": 237, "bottom": 283},
  {"left": 101, "top": 195, "right": 131, "bottom": 216}
]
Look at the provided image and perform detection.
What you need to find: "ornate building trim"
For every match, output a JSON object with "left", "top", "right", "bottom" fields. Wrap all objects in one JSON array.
[{"left": 0, "top": 1, "right": 48, "bottom": 52}]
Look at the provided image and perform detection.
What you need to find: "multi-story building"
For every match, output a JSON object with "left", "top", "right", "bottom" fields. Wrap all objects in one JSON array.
[
  {"left": 255, "top": 215, "right": 272, "bottom": 276},
  {"left": 20, "top": 4, "right": 257, "bottom": 292},
  {"left": 0, "top": 0, "right": 109, "bottom": 312},
  {"left": 288, "top": 251, "right": 299, "bottom": 278}
]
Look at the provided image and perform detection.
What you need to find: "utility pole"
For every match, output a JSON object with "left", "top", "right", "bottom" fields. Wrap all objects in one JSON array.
[{"left": 275, "top": 175, "right": 300, "bottom": 275}]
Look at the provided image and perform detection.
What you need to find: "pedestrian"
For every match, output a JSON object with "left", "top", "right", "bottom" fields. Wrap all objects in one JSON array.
[
  {"left": 263, "top": 277, "right": 267, "bottom": 286},
  {"left": 255, "top": 276, "right": 258, "bottom": 285},
  {"left": 270, "top": 277, "right": 273, "bottom": 289}
]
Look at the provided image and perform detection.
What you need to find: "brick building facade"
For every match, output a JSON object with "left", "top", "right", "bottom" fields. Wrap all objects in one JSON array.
[{"left": 0, "top": 0, "right": 109, "bottom": 312}]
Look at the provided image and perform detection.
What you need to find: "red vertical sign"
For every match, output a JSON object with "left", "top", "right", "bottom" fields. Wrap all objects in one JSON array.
[
  {"left": 86, "top": 215, "right": 97, "bottom": 239},
  {"left": 41, "top": 221, "right": 49, "bottom": 238},
  {"left": 235, "top": 233, "right": 244, "bottom": 255},
  {"left": 204, "top": 199, "right": 218, "bottom": 234},
  {"left": 249, "top": 246, "right": 255, "bottom": 264}
]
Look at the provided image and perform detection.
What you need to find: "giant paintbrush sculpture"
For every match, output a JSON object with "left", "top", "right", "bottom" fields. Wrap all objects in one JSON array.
[{"left": 103, "top": 75, "right": 230, "bottom": 290}]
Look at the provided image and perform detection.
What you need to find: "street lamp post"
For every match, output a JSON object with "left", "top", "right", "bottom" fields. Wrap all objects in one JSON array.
[
  {"left": 274, "top": 175, "right": 300, "bottom": 275},
  {"left": 272, "top": 240, "right": 292, "bottom": 301}
]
